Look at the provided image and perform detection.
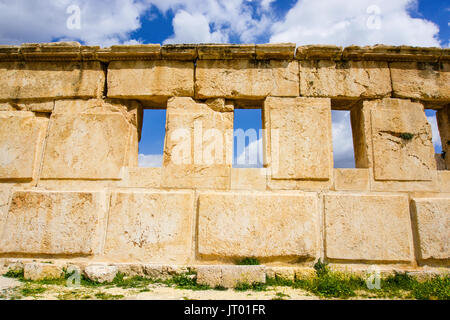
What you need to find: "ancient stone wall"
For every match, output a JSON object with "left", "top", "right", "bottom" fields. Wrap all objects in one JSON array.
[{"left": 0, "top": 42, "right": 448, "bottom": 273}]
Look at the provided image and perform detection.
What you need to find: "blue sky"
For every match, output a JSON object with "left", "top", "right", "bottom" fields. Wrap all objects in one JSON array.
[{"left": 0, "top": 0, "right": 447, "bottom": 167}]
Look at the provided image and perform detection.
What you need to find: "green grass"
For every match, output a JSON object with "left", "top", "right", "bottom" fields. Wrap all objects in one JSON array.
[
  {"left": 235, "top": 258, "right": 260, "bottom": 265},
  {"left": 94, "top": 292, "right": 124, "bottom": 300},
  {"left": 21, "top": 286, "right": 47, "bottom": 297}
]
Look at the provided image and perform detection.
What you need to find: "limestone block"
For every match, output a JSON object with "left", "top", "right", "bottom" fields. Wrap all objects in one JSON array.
[
  {"left": 230, "top": 168, "right": 267, "bottom": 191},
  {"left": 370, "top": 101, "right": 436, "bottom": 181},
  {"left": 84, "top": 264, "right": 118, "bottom": 283},
  {"left": 0, "top": 112, "right": 48, "bottom": 180},
  {"left": 197, "top": 265, "right": 266, "bottom": 288},
  {"left": 119, "top": 167, "right": 161, "bottom": 189},
  {"left": 195, "top": 59, "right": 298, "bottom": 99},
  {"left": 299, "top": 60, "right": 391, "bottom": 98},
  {"left": 264, "top": 97, "right": 332, "bottom": 180},
  {"left": 390, "top": 62, "right": 450, "bottom": 101},
  {"left": 438, "top": 171, "right": 450, "bottom": 193},
  {"left": 24, "top": 263, "right": 63, "bottom": 281},
  {"left": 324, "top": 194, "right": 413, "bottom": 262},
  {"left": 265, "top": 267, "right": 296, "bottom": 281},
  {"left": 143, "top": 264, "right": 189, "bottom": 280},
  {"left": 161, "top": 97, "right": 233, "bottom": 189},
  {"left": 0, "top": 61, "right": 104, "bottom": 100},
  {"left": 104, "top": 191, "right": 194, "bottom": 263},
  {"left": 437, "top": 106, "right": 449, "bottom": 169},
  {"left": 107, "top": 60, "right": 194, "bottom": 99},
  {"left": 41, "top": 113, "right": 131, "bottom": 180},
  {"left": 334, "top": 169, "right": 369, "bottom": 191},
  {"left": 0, "top": 186, "right": 11, "bottom": 231},
  {"left": 198, "top": 192, "right": 319, "bottom": 259},
  {"left": 0, "top": 190, "right": 109, "bottom": 255},
  {"left": 411, "top": 198, "right": 450, "bottom": 261}
]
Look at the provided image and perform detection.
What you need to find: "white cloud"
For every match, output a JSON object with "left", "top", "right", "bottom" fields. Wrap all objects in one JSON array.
[
  {"left": 138, "top": 153, "right": 163, "bottom": 167},
  {"left": 332, "top": 111, "right": 355, "bottom": 168},
  {"left": 427, "top": 115, "right": 442, "bottom": 152},
  {"left": 0, "top": 0, "right": 148, "bottom": 47},
  {"left": 270, "top": 0, "right": 441, "bottom": 47},
  {"left": 235, "top": 137, "right": 263, "bottom": 168}
]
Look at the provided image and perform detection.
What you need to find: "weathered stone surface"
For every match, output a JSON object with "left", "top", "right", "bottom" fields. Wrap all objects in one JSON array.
[
  {"left": 0, "top": 112, "right": 48, "bottom": 180},
  {"left": 265, "top": 267, "right": 296, "bottom": 281},
  {"left": 230, "top": 168, "right": 267, "bottom": 191},
  {"left": 324, "top": 194, "right": 413, "bottom": 262},
  {"left": 299, "top": 60, "right": 391, "bottom": 98},
  {"left": 195, "top": 59, "right": 298, "bottom": 98},
  {"left": 161, "top": 97, "right": 233, "bottom": 190},
  {"left": 197, "top": 44, "right": 255, "bottom": 59},
  {"left": 198, "top": 192, "right": 319, "bottom": 259},
  {"left": 104, "top": 191, "right": 194, "bottom": 263},
  {"left": 391, "top": 62, "right": 450, "bottom": 101},
  {"left": 369, "top": 99, "right": 436, "bottom": 181},
  {"left": 84, "top": 265, "right": 118, "bottom": 283},
  {"left": 197, "top": 265, "right": 266, "bottom": 288},
  {"left": 142, "top": 264, "right": 189, "bottom": 280},
  {"left": 0, "top": 61, "right": 104, "bottom": 100},
  {"left": 438, "top": 171, "right": 450, "bottom": 193},
  {"left": 119, "top": 167, "right": 161, "bottom": 189},
  {"left": 334, "top": 169, "right": 369, "bottom": 191},
  {"left": 107, "top": 60, "right": 194, "bottom": 99},
  {"left": 0, "top": 186, "right": 10, "bottom": 231},
  {"left": 24, "top": 263, "right": 63, "bottom": 281},
  {"left": 264, "top": 97, "right": 332, "bottom": 180},
  {"left": 41, "top": 112, "right": 131, "bottom": 180},
  {"left": 411, "top": 198, "right": 450, "bottom": 261},
  {"left": 255, "top": 43, "right": 296, "bottom": 60},
  {"left": 0, "top": 191, "right": 109, "bottom": 255}
]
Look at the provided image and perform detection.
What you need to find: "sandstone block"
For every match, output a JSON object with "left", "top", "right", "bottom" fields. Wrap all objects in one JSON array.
[
  {"left": 230, "top": 168, "right": 267, "bottom": 191},
  {"left": 299, "top": 60, "right": 391, "bottom": 98},
  {"left": 438, "top": 171, "right": 450, "bottom": 193},
  {"left": 411, "top": 198, "right": 450, "bottom": 261},
  {"left": 391, "top": 62, "right": 450, "bottom": 101},
  {"left": 0, "top": 112, "right": 47, "bottom": 180},
  {"left": 119, "top": 167, "right": 161, "bottom": 189},
  {"left": 196, "top": 265, "right": 266, "bottom": 288},
  {"left": 24, "top": 263, "right": 63, "bottom": 281},
  {"left": 265, "top": 267, "right": 295, "bottom": 281},
  {"left": 0, "top": 186, "right": 11, "bottom": 230},
  {"left": 107, "top": 60, "right": 194, "bottom": 99},
  {"left": 161, "top": 97, "right": 233, "bottom": 189},
  {"left": 334, "top": 169, "right": 369, "bottom": 191},
  {"left": 324, "top": 194, "right": 413, "bottom": 262},
  {"left": 84, "top": 265, "right": 118, "bottom": 283},
  {"left": 195, "top": 59, "right": 298, "bottom": 98},
  {"left": 198, "top": 192, "right": 319, "bottom": 259},
  {"left": 0, "top": 61, "right": 104, "bottom": 100},
  {"left": 143, "top": 264, "right": 189, "bottom": 280},
  {"left": 264, "top": 97, "right": 332, "bottom": 180},
  {"left": 41, "top": 113, "right": 131, "bottom": 180},
  {"left": 104, "top": 191, "right": 194, "bottom": 263},
  {"left": 0, "top": 191, "right": 109, "bottom": 255},
  {"left": 437, "top": 106, "right": 449, "bottom": 169}
]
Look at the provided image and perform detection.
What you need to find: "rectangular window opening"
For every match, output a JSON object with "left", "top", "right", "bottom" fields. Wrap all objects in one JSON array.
[
  {"left": 425, "top": 109, "right": 444, "bottom": 170},
  {"left": 233, "top": 108, "right": 263, "bottom": 168},
  {"left": 138, "top": 109, "right": 166, "bottom": 168},
  {"left": 331, "top": 110, "right": 356, "bottom": 168}
]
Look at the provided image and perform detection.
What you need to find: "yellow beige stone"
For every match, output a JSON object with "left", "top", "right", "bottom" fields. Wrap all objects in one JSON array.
[
  {"left": 0, "top": 112, "right": 48, "bottom": 180},
  {"left": 0, "top": 190, "right": 109, "bottom": 255},
  {"left": 334, "top": 169, "right": 369, "bottom": 191},
  {"left": 195, "top": 59, "right": 298, "bottom": 99},
  {"left": 0, "top": 61, "right": 104, "bottom": 100},
  {"left": 411, "top": 198, "right": 450, "bottom": 261},
  {"left": 324, "top": 194, "right": 413, "bottom": 262},
  {"left": 103, "top": 191, "right": 194, "bottom": 263},
  {"left": 299, "top": 60, "right": 391, "bottom": 98},
  {"left": 264, "top": 97, "right": 333, "bottom": 180},
  {"left": 230, "top": 168, "right": 267, "bottom": 191},
  {"left": 198, "top": 192, "right": 319, "bottom": 259},
  {"left": 437, "top": 106, "right": 449, "bottom": 169},
  {"left": 107, "top": 60, "right": 194, "bottom": 99}
]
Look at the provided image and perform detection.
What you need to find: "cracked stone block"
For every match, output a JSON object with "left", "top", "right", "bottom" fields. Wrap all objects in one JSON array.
[
  {"left": 299, "top": 60, "right": 391, "bottom": 98},
  {"left": 197, "top": 265, "right": 266, "bottom": 288},
  {"left": 391, "top": 62, "right": 450, "bottom": 101},
  {"left": 108, "top": 60, "right": 194, "bottom": 99},
  {"left": 104, "top": 191, "right": 194, "bottom": 263},
  {"left": 0, "top": 112, "right": 48, "bottom": 180},
  {"left": 195, "top": 59, "right": 299, "bottom": 98},
  {"left": 0, "top": 186, "right": 11, "bottom": 232},
  {"left": 264, "top": 97, "right": 333, "bottom": 180},
  {"left": 198, "top": 192, "right": 319, "bottom": 259},
  {"left": 411, "top": 198, "right": 450, "bottom": 261},
  {"left": 324, "top": 194, "right": 413, "bottom": 262},
  {"left": 84, "top": 265, "right": 118, "bottom": 283},
  {"left": 0, "top": 190, "right": 109, "bottom": 255},
  {"left": 24, "top": 263, "right": 63, "bottom": 281},
  {"left": 0, "top": 61, "right": 104, "bottom": 100},
  {"left": 161, "top": 97, "right": 233, "bottom": 189}
]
